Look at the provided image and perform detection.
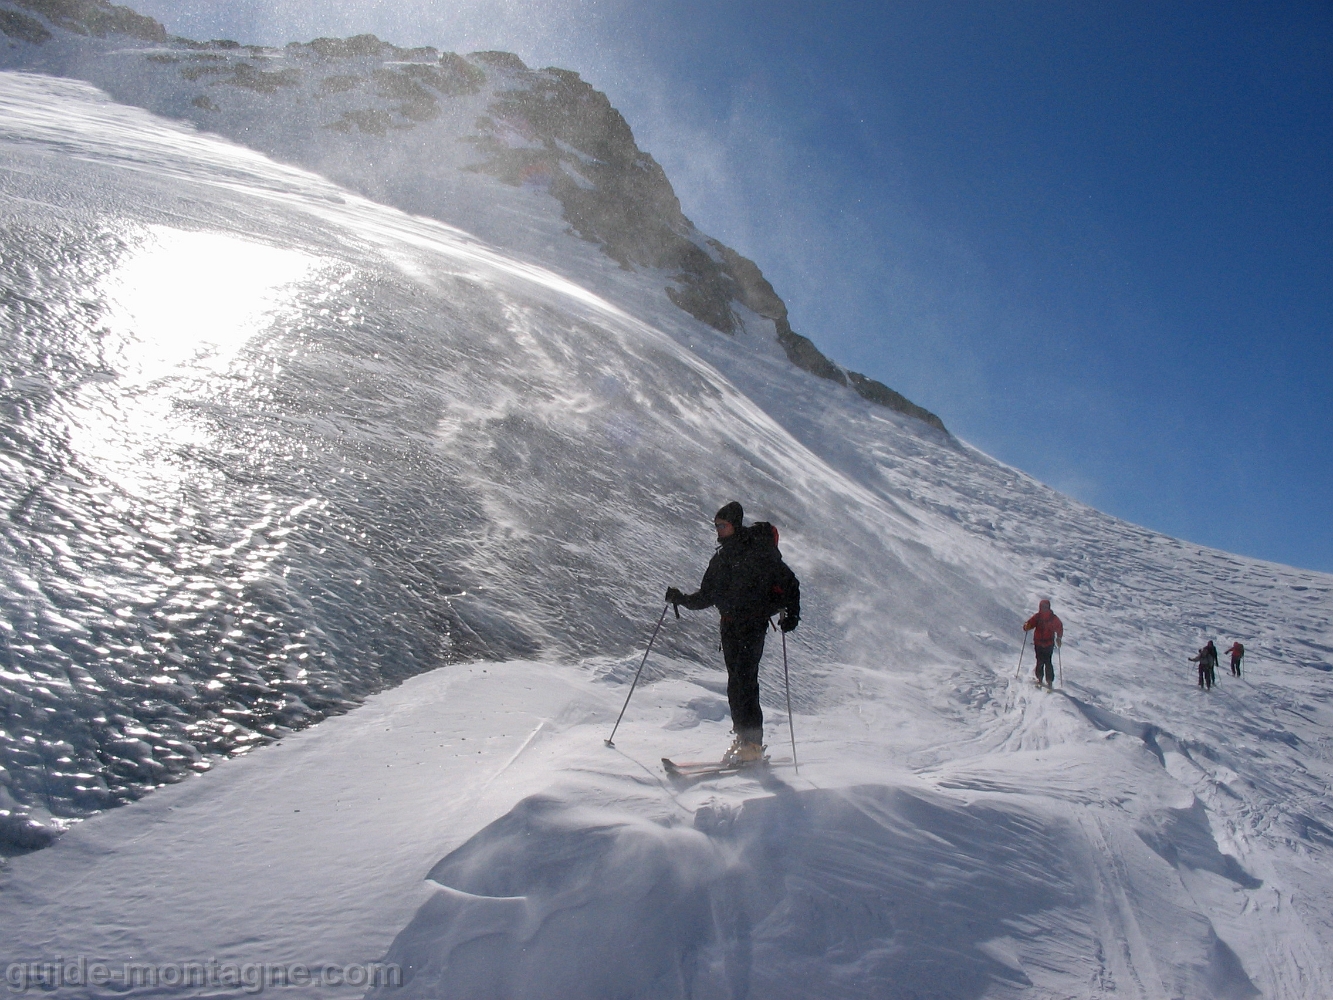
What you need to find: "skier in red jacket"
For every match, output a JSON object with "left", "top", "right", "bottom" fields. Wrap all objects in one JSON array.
[
  {"left": 1023, "top": 599, "right": 1064, "bottom": 687},
  {"left": 1225, "top": 641, "right": 1245, "bottom": 677}
]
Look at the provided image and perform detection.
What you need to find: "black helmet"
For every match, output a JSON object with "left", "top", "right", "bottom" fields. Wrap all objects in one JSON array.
[{"left": 714, "top": 501, "right": 744, "bottom": 528}]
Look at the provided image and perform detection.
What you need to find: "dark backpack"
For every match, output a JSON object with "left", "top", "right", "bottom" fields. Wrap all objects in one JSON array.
[
  {"left": 747, "top": 521, "right": 796, "bottom": 619},
  {"left": 750, "top": 520, "right": 781, "bottom": 549}
]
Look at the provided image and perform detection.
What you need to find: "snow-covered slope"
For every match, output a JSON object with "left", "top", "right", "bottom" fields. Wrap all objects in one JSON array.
[
  {"left": 0, "top": 17, "right": 1331, "bottom": 1000},
  {"left": 0, "top": 0, "right": 943, "bottom": 430}
]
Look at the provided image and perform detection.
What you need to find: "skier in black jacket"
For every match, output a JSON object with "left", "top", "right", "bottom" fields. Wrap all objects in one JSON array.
[
  {"left": 666, "top": 501, "right": 800, "bottom": 764},
  {"left": 1190, "top": 640, "right": 1219, "bottom": 690}
]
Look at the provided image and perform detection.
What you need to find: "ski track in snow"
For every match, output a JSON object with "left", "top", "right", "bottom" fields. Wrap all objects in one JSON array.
[{"left": 0, "top": 57, "right": 1329, "bottom": 1000}]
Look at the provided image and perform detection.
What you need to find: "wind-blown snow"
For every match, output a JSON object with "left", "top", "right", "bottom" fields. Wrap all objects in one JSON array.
[{"left": 0, "top": 69, "right": 1331, "bottom": 1000}]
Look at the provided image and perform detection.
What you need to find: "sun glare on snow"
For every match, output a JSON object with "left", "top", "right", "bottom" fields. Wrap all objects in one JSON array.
[
  {"left": 67, "top": 226, "right": 319, "bottom": 499},
  {"left": 99, "top": 226, "right": 316, "bottom": 385}
]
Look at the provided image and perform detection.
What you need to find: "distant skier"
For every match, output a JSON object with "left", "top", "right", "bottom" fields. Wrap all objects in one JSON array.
[
  {"left": 666, "top": 501, "right": 800, "bottom": 764},
  {"left": 1190, "top": 641, "right": 1219, "bottom": 690},
  {"left": 1023, "top": 599, "right": 1064, "bottom": 688},
  {"left": 1225, "top": 641, "right": 1245, "bottom": 677}
]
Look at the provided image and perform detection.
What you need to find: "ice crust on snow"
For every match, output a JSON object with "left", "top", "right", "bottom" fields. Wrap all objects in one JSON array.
[{"left": 0, "top": 23, "right": 1330, "bottom": 1000}]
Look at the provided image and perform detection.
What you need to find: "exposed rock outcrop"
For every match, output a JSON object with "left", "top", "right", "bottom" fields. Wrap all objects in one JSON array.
[
  {"left": 0, "top": 7, "right": 50, "bottom": 42},
  {"left": 280, "top": 38, "right": 486, "bottom": 131},
  {"left": 465, "top": 59, "right": 946, "bottom": 432},
  {"left": 11, "top": 0, "right": 163, "bottom": 41}
]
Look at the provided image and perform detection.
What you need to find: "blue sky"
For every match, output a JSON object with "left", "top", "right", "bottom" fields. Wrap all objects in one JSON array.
[{"left": 132, "top": 1, "right": 1332, "bottom": 573}]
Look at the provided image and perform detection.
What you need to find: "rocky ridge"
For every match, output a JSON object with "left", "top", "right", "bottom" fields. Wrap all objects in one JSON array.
[
  {"left": 4, "top": 0, "right": 161, "bottom": 43},
  {"left": 464, "top": 55, "right": 947, "bottom": 431},
  {"left": 0, "top": 1, "right": 943, "bottom": 431}
]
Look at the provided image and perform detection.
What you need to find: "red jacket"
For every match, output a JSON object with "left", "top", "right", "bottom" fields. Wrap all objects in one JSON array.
[{"left": 1024, "top": 608, "right": 1064, "bottom": 647}]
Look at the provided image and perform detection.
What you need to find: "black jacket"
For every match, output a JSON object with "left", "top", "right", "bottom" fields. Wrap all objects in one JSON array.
[{"left": 679, "top": 524, "right": 800, "bottom": 626}]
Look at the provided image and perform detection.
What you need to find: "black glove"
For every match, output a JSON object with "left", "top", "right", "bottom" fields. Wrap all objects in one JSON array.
[
  {"left": 780, "top": 610, "right": 799, "bottom": 632},
  {"left": 665, "top": 587, "right": 684, "bottom": 605}
]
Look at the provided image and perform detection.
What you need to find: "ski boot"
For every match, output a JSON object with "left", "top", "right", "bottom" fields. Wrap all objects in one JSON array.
[{"left": 722, "top": 736, "right": 766, "bottom": 767}]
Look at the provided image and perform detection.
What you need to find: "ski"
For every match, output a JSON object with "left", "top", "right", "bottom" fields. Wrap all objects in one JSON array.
[{"left": 663, "top": 755, "right": 771, "bottom": 778}]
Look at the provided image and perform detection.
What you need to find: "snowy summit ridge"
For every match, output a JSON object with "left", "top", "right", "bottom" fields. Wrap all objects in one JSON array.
[
  {"left": 0, "top": 0, "right": 945, "bottom": 431},
  {"left": 0, "top": 3, "right": 1331, "bottom": 999}
]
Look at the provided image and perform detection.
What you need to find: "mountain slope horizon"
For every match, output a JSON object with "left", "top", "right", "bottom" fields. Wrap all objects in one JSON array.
[{"left": 0, "top": 0, "right": 946, "bottom": 432}]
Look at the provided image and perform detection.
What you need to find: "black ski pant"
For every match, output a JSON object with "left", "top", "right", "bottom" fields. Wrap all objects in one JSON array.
[
  {"left": 1034, "top": 645, "right": 1055, "bottom": 685},
  {"left": 721, "top": 618, "right": 766, "bottom": 744},
  {"left": 1199, "top": 662, "right": 1215, "bottom": 689},
  {"left": 1231, "top": 656, "right": 1242, "bottom": 677}
]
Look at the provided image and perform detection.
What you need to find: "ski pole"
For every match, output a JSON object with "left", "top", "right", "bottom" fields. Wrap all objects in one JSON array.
[
  {"left": 1015, "top": 630, "right": 1029, "bottom": 678},
  {"left": 782, "top": 623, "right": 798, "bottom": 774},
  {"left": 605, "top": 603, "right": 671, "bottom": 747},
  {"left": 1057, "top": 641, "right": 1064, "bottom": 688}
]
